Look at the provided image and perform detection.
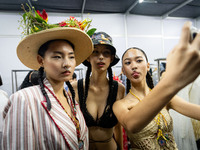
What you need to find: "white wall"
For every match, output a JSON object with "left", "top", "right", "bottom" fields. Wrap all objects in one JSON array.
[{"left": 0, "top": 11, "right": 199, "bottom": 95}]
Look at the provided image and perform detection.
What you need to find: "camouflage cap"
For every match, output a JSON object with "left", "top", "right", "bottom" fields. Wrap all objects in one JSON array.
[{"left": 83, "top": 32, "right": 119, "bottom": 67}]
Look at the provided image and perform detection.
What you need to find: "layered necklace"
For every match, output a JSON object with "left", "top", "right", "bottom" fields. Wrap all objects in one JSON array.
[
  {"left": 45, "top": 85, "right": 84, "bottom": 150},
  {"left": 129, "top": 89, "right": 169, "bottom": 147}
]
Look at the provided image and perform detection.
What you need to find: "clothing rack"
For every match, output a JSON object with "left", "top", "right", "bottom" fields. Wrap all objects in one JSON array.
[
  {"left": 154, "top": 58, "right": 166, "bottom": 81},
  {"left": 74, "top": 68, "right": 83, "bottom": 80},
  {"left": 11, "top": 70, "right": 31, "bottom": 93}
]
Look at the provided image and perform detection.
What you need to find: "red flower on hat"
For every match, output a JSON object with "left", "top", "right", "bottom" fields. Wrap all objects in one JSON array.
[
  {"left": 70, "top": 16, "right": 75, "bottom": 20},
  {"left": 59, "top": 21, "right": 67, "bottom": 27},
  {"left": 20, "top": 4, "right": 96, "bottom": 36},
  {"left": 36, "top": 9, "right": 48, "bottom": 22}
]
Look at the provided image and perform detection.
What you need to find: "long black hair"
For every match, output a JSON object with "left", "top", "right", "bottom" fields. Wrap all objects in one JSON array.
[
  {"left": 122, "top": 47, "right": 154, "bottom": 94},
  {"left": 37, "top": 39, "right": 75, "bottom": 110}
]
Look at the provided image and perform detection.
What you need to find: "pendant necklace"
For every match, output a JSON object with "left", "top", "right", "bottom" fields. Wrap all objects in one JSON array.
[{"left": 129, "top": 89, "right": 169, "bottom": 147}]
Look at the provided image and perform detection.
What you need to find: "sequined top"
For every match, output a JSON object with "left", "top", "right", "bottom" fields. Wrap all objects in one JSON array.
[{"left": 126, "top": 108, "right": 178, "bottom": 150}]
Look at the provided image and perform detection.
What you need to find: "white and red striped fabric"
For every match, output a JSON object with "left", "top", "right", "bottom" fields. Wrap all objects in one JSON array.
[{"left": 2, "top": 79, "right": 88, "bottom": 150}]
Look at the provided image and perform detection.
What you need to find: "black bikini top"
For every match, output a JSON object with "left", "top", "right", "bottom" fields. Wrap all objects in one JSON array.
[{"left": 78, "top": 79, "right": 118, "bottom": 128}]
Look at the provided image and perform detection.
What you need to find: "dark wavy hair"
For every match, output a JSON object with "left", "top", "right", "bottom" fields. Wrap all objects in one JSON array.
[
  {"left": 38, "top": 39, "right": 75, "bottom": 110},
  {"left": 122, "top": 47, "right": 154, "bottom": 94}
]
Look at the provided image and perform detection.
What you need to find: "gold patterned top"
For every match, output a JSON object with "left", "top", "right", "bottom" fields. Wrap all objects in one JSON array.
[{"left": 126, "top": 108, "right": 178, "bottom": 150}]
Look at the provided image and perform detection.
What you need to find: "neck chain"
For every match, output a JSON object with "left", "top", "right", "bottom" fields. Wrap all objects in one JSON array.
[
  {"left": 129, "top": 89, "right": 169, "bottom": 147},
  {"left": 45, "top": 85, "right": 84, "bottom": 150}
]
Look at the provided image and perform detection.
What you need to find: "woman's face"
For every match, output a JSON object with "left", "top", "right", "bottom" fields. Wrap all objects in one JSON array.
[
  {"left": 37, "top": 40, "right": 76, "bottom": 83},
  {"left": 122, "top": 49, "right": 149, "bottom": 84},
  {"left": 88, "top": 44, "right": 113, "bottom": 71}
]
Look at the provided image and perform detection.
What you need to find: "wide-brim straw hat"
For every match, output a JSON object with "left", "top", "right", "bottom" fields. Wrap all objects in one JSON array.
[{"left": 17, "top": 27, "right": 93, "bottom": 70}]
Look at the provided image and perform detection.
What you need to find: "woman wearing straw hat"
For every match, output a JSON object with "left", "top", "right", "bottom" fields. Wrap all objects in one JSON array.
[
  {"left": 2, "top": 7, "right": 94, "bottom": 150},
  {"left": 72, "top": 32, "right": 125, "bottom": 150}
]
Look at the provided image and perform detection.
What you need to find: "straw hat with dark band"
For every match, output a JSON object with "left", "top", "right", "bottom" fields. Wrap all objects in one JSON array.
[{"left": 17, "top": 27, "right": 93, "bottom": 70}]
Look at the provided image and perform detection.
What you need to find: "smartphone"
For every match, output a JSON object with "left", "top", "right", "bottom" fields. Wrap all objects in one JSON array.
[{"left": 190, "top": 26, "right": 199, "bottom": 43}]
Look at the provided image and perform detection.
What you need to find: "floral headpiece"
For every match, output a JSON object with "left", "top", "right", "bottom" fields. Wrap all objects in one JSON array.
[
  {"left": 20, "top": 4, "right": 96, "bottom": 37},
  {"left": 17, "top": 4, "right": 94, "bottom": 70}
]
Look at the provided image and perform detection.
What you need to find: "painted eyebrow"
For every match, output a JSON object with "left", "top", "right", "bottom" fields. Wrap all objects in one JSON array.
[
  {"left": 52, "top": 51, "right": 62, "bottom": 55},
  {"left": 123, "top": 56, "right": 143, "bottom": 61},
  {"left": 68, "top": 52, "right": 75, "bottom": 55},
  {"left": 135, "top": 56, "right": 143, "bottom": 59},
  {"left": 52, "top": 51, "right": 74, "bottom": 55}
]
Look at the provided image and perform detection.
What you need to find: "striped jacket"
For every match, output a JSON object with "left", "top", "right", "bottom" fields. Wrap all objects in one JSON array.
[{"left": 1, "top": 79, "right": 88, "bottom": 150}]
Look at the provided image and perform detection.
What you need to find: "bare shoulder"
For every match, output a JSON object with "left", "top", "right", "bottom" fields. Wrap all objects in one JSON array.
[
  {"left": 118, "top": 82, "right": 125, "bottom": 90},
  {"left": 113, "top": 97, "right": 130, "bottom": 123},
  {"left": 114, "top": 93, "right": 138, "bottom": 112},
  {"left": 113, "top": 97, "right": 127, "bottom": 110}
]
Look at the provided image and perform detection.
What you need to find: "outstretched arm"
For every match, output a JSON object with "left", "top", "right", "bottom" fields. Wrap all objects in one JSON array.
[
  {"left": 168, "top": 95, "right": 200, "bottom": 120},
  {"left": 113, "top": 22, "right": 200, "bottom": 133}
]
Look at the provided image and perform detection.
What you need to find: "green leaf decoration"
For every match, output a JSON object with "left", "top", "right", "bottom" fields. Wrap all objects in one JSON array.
[
  {"left": 19, "top": 3, "right": 96, "bottom": 37},
  {"left": 87, "top": 28, "right": 97, "bottom": 36}
]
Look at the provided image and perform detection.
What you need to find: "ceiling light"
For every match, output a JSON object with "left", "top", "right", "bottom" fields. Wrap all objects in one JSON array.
[{"left": 139, "top": 0, "right": 144, "bottom": 3}]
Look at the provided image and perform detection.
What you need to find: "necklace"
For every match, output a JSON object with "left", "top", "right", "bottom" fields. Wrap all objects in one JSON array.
[
  {"left": 45, "top": 85, "right": 84, "bottom": 150},
  {"left": 129, "top": 89, "right": 169, "bottom": 147}
]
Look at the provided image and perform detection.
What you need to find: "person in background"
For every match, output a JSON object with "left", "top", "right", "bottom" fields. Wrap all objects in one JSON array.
[
  {"left": 2, "top": 6, "right": 94, "bottom": 149},
  {"left": 189, "top": 75, "right": 200, "bottom": 150},
  {"left": 72, "top": 32, "right": 125, "bottom": 150},
  {"left": 113, "top": 22, "right": 200, "bottom": 149},
  {"left": 19, "top": 70, "right": 44, "bottom": 89},
  {"left": 0, "top": 75, "right": 2, "bottom": 86},
  {"left": 0, "top": 75, "right": 9, "bottom": 148},
  {"left": 0, "top": 75, "right": 9, "bottom": 119}
]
